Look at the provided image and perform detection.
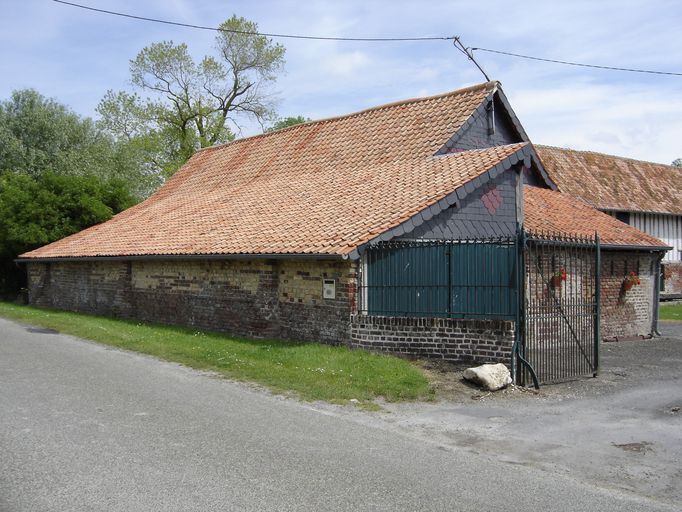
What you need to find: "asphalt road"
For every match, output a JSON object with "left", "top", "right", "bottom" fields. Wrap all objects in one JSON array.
[
  {"left": 363, "top": 322, "right": 682, "bottom": 506},
  {"left": 0, "top": 317, "right": 677, "bottom": 511}
]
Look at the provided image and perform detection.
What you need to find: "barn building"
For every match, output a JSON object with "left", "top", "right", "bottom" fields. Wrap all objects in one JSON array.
[
  {"left": 19, "top": 82, "right": 670, "bottom": 384},
  {"left": 537, "top": 146, "right": 682, "bottom": 299}
]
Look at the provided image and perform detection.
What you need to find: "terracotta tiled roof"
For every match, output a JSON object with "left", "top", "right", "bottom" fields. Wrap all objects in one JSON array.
[
  {"left": 22, "top": 82, "right": 531, "bottom": 260},
  {"left": 524, "top": 186, "right": 669, "bottom": 249},
  {"left": 22, "top": 145, "right": 528, "bottom": 259},
  {"left": 536, "top": 145, "right": 682, "bottom": 215}
]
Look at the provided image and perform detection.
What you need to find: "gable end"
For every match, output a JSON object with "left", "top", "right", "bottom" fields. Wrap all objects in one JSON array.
[{"left": 436, "top": 88, "right": 530, "bottom": 155}]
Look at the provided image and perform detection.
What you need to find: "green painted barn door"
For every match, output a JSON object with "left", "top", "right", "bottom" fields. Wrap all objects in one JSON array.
[
  {"left": 366, "top": 244, "right": 448, "bottom": 316},
  {"left": 366, "top": 240, "right": 516, "bottom": 319},
  {"left": 449, "top": 242, "right": 517, "bottom": 320}
]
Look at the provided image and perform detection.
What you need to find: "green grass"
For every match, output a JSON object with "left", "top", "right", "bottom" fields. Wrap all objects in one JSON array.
[
  {"left": 659, "top": 302, "right": 682, "bottom": 321},
  {"left": 0, "top": 303, "right": 433, "bottom": 404}
]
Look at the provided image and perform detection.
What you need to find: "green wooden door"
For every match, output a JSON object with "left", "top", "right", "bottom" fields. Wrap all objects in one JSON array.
[{"left": 366, "top": 240, "right": 517, "bottom": 320}]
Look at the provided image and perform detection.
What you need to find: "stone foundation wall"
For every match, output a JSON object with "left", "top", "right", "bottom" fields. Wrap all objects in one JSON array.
[
  {"left": 27, "top": 258, "right": 355, "bottom": 344},
  {"left": 350, "top": 315, "right": 514, "bottom": 364}
]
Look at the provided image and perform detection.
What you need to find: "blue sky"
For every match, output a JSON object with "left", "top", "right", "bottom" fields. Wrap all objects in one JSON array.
[{"left": 1, "top": 0, "right": 681, "bottom": 163}]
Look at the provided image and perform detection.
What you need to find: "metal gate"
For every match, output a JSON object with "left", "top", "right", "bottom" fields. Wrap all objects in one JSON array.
[
  {"left": 517, "top": 231, "right": 600, "bottom": 385},
  {"left": 360, "top": 230, "right": 601, "bottom": 387}
]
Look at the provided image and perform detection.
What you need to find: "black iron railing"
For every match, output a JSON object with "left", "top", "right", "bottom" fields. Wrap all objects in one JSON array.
[{"left": 519, "top": 230, "right": 600, "bottom": 385}]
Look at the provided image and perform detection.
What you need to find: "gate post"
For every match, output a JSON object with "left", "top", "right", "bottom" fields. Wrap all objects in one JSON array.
[
  {"left": 512, "top": 228, "right": 525, "bottom": 385},
  {"left": 593, "top": 233, "right": 601, "bottom": 377}
]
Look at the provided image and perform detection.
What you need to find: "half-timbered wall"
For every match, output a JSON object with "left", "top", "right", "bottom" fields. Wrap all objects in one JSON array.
[{"left": 629, "top": 213, "right": 681, "bottom": 262}]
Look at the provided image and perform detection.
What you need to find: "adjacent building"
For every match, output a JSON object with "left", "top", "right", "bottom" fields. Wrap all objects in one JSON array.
[{"left": 537, "top": 146, "right": 682, "bottom": 298}]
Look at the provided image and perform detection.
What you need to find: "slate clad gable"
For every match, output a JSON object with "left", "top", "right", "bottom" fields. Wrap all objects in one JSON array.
[
  {"left": 437, "top": 91, "right": 527, "bottom": 155},
  {"left": 403, "top": 169, "right": 518, "bottom": 239}
]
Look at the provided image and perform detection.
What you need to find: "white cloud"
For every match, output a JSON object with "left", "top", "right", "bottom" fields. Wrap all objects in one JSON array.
[
  {"left": 2, "top": 0, "right": 680, "bottom": 163},
  {"left": 321, "top": 51, "right": 370, "bottom": 75},
  {"left": 510, "top": 82, "right": 682, "bottom": 163}
]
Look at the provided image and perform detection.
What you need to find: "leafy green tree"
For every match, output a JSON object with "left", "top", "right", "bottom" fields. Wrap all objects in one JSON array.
[
  {"left": 265, "top": 116, "right": 311, "bottom": 133},
  {"left": 0, "top": 173, "right": 135, "bottom": 295},
  {"left": 98, "top": 15, "right": 286, "bottom": 178},
  {"left": 0, "top": 90, "right": 147, "bottom": 296},
  {"left": 0, "top": 89, "right": 158, "bottom": 197}
]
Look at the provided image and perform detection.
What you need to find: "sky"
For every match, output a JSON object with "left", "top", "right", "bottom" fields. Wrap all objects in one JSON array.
[{"left": 1, "top": 0, "right": 681, "bottom": 164}]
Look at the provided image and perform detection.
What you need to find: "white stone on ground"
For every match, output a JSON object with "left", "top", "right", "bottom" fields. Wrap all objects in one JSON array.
[{"left": 463, "top": 363, "right": 512, "bottom": 391}]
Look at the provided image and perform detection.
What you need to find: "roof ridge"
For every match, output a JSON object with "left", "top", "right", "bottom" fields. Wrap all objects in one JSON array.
[
  {"left": 536, "top": 144, "right": 676, "bottom": 169},
  {"left": 432, "top": 141, "right": 527, "bottom": 159},
  {"left": 197, "top": 81, "right": 498, "bottom": 154}
]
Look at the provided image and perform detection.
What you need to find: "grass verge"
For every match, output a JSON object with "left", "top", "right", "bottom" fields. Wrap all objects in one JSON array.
[
  {"left": 659, "top": 302, "right": 682, "bottom": 321},
  {"left": 0, "top": 303, "right": 433, "bottom": 404}
]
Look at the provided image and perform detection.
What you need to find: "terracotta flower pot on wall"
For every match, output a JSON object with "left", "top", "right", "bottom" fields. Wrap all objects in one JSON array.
[{"left": 622, "top": 280, "right": 635, "bottom": 292}]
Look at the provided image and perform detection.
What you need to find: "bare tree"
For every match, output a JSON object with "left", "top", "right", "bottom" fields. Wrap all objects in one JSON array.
[{"left": 98, "top": 15, "right": 285, "bottom": 178}]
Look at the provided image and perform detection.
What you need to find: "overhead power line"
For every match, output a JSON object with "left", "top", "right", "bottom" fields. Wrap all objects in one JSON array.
[
  {"left": 52, "top": 0, "right": 682, "bottom": 77},
  {"left": 453, "top": 38, "right": 490, "bottom": 81},
  {"left": 51, "top": 0, "right": 454, "bottom": 42},
  {"left": 471, "top": 47, "right": 682, "bottom": 77}
]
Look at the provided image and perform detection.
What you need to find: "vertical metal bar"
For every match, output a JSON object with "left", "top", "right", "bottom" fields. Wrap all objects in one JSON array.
[
  {"left": 567, "top": 239, "right": 580, "bottom": 377},
  {"left": 544, "top": 240, "right": 548, "bottom": 382},
  {"left": 465, "top": 241, "right": 470, "bottom": 319},
  {"left": 557, "top": 241, "right": 561, "bottom": 381},
  {"left": 568, "top": 239, "right": 571, "bottom": 380},
  {"left": 556, "top": 240, "right": 560, "bottom": 382},
  {"left": 653, "top": 254, "right": 662, "bottom": 336},
  {"left": 551, "top": 240, "right": 566, "bottom": 380},
  {"left": 447, "top": 243, "right": 452, "bottom": 318},
  {"left": 512, "top": 230, "right": 520, "bottom": 383},
  {"left": 557, "top": 240, "right": 561, "bottom": 382},
  {"left": 573, "top": 240, "right": 580, "bottom": 375},
  {"left": 569, "top": 238, "right": 572, "bottom": 379},
  {"left": 593, "top": 233, "right": 601, "bottom": 377}
]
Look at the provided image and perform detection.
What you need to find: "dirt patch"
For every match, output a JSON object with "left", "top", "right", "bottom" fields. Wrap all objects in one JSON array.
[
  {"left": 413, "top": 359, "right": 473, "bottom": 399},
  {"left": 413, "top": 359, "right": 541, "bottom": 402}
]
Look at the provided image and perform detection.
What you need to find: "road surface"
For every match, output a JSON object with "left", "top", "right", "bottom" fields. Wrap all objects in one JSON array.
[{"left": 0, "top": 317, "right": 676, "bottom": 511}]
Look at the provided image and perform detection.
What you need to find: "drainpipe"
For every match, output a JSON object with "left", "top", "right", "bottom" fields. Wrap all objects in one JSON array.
[{"left": 652, "top": 253, "right": 664, "bottom": 336}]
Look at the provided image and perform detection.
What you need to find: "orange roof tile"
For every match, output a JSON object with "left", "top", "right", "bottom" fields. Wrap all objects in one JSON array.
[
  {"left": 23, "top": 82, "right": 536, "bottom": 260},
  {"left": 524, "top": 186, "right": 669, "bottom": 248},
  {"left": 536, "top": 145, "right": 682, "bottom": 215}
]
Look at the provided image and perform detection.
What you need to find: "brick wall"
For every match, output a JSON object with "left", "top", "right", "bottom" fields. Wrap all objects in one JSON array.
[
  {"left": 26, "top": 249, "right": 661, "bottom": 357},
  {"left": 27, "top": 258, "right": 355, "bottom": 344},
  {"left": 523, "top": 248, "right": 658, "bottom": 341},
  {"left": 600, "top": 251, "right": 658, "bottom": 340},
  {"left": 350, "top": 315, "right": 514, "bottom": 364},
  {"left": 662, "top": 262, "right": 682, "bottom": 297}
]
